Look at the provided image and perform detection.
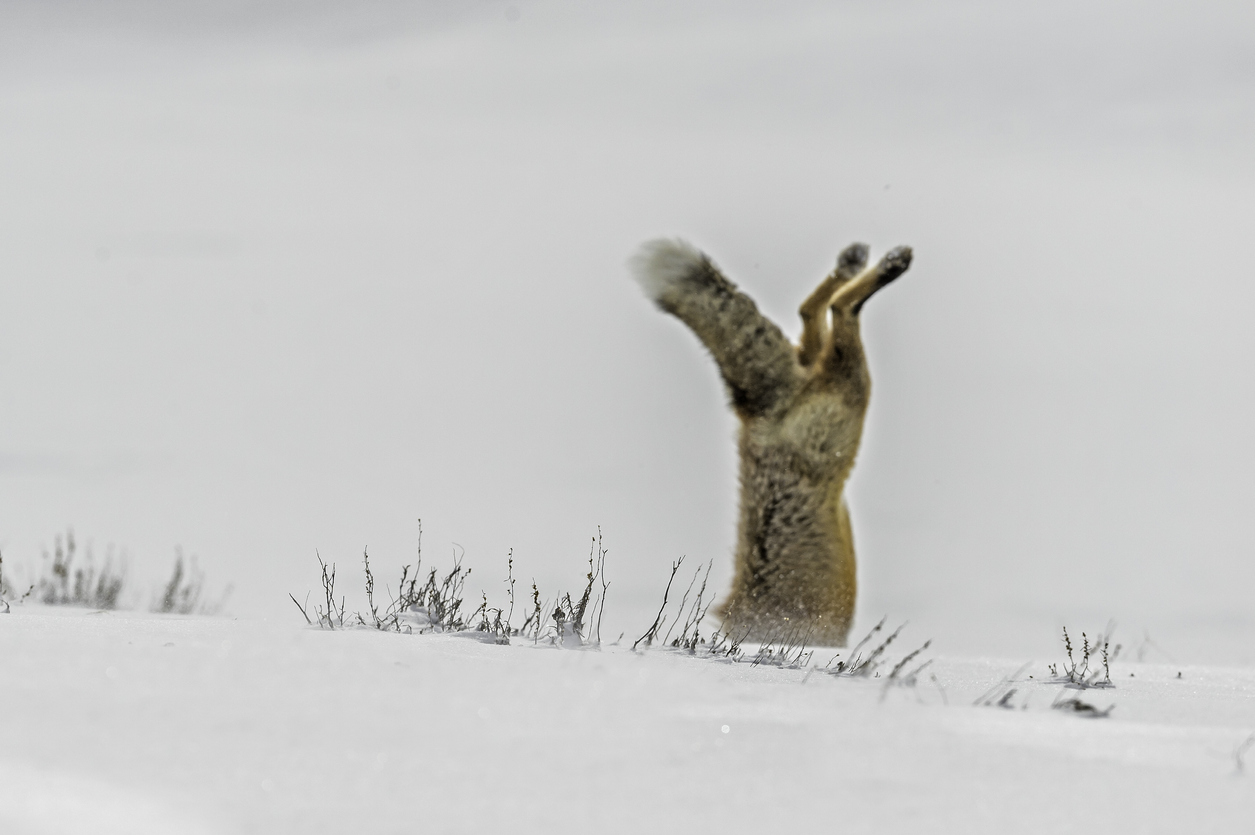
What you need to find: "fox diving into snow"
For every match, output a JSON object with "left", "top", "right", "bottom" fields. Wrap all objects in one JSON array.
[{"left": 630, "top": 238, "right": 914, "bottom": 647}]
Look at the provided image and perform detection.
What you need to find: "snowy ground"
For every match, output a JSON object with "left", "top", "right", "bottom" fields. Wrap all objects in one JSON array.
[{"left": 2, "top": 606, "right": 1252, "bottom": 834}]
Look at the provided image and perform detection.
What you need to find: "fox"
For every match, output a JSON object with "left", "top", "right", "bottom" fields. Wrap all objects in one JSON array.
[{"left": 630, "top": 238, "right": 914, "bottom": 646}]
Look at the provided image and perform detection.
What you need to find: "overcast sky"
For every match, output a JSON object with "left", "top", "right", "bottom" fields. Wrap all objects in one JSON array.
[{"left": 2, "top": 0, "right": 1252, "bottom": 656}]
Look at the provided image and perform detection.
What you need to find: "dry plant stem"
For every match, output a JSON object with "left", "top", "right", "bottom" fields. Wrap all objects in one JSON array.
[
  {"left": 293, "top": 523, "right": 613, "bottom": 646},
  {"left": 289, "top": 592, "right": 312, "bottom": 625},
  {"left": 36, "top": 531, "right": 126, "bottom": 609},
  {"left": 662, "top": 563, "right": 703, "bottom": 647},
  {"left": 591, "top": 529, "right": 610, "bottom": 645},
  {"left": 155, "top": 550, "right": 218, "bottom": 614},
  {"left": 706, "top": 625, "right": 750, "bottom": 660},
  {"left": 821, "top": 618, "right": 922, "bottom": 679},
  {"left": 1052, "top": 625, "right": 1115, "bottom": 689},
  {"left": 522, "top": 581, "right": 543, "bottom": 637},
  {"left": 362, "top": 549, "right": 379, "bottom": 627},
  {"left": 634, "top": 555, "right": 685, "bottom": 650},
  {"left": 841, "top": 617, "right": 886, "bottom": 665},
  {"left": 889, "top": 640, "right": 932, "bottom": 680},
  {"left": 751, "top": 625, "right": 814, "bottom": 668},
  {"left": 315, "top": 552, "right": 345, "bottom": 629},
  {"left": 672, "top": 560, "right": 714, "bottom": 651},
  {"left": 505, "top": 549, "right": 515, "bottom": 626}
]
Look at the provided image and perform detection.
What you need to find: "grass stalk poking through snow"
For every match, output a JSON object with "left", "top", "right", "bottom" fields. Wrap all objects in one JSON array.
[
  {"left": 293, "top": 521, "right": 611, "bottom": 647},
  {"left": 154, "top": 550, "right": 230, "bottom": 615},
  {"left": 1048, "top": 623, "right": 1118, "bottom": 689},
  {"left": 633, "top": 555, "right": 684, "bottom": 651},
  {"left": 34, "top": 531, "right": 126, "bottom": 609}
]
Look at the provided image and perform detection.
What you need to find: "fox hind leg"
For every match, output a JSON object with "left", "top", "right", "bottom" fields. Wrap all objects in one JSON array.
[
  {"left": 797, "top": 243, "right": 869, "bottom": 367},
  {"left": 830, "top": 246, "right": 913, "bottom": 317}
]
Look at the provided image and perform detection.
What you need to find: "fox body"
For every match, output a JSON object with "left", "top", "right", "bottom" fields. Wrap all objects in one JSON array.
[{"left": 631, "top": 239, "right": 913, "bottom": 646}]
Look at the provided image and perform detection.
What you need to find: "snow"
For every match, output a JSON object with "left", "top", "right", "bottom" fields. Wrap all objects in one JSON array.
[{"left": 2, "top": 607, "right": 1251, "bottom": 834}]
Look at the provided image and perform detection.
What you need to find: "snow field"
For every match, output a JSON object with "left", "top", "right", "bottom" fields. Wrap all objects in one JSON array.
[{"left": 1, "top": 608, "right": 1252, "bottom": 834}]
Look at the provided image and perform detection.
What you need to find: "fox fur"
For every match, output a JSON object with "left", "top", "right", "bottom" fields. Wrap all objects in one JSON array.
[{"left": 630, "top": 238, "right": 914, "bottom": 646}]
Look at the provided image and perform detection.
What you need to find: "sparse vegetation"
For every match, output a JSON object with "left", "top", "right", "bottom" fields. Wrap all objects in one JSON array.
[
  {"left": 34, "top": 531, "right": 126, "bottom": 609},
  {"left": 155, "top": 550, "right": 230, "bottom": 615},
  {"left": 0, "top": 530, "right": 227, "bottom": 615},
  {"left": 633, "top": 555, "right": 686, "bottom": 651},
  {"left": 1048, "top": 624, "right": 1119, "bottom": 689},
  {"left": 626, "top": 556, "right": 933, "bottom": 680},
  {"left": 292, "top": 522, "right": 611, "bottom": 648},
  {"left": 750, "top": 627, "right": 814, "bottom": 669},
  {"left": 814, "top": 617, "right": 933, "bottom": 686},
  {"left": 289, "top": 523, "right": 951, "bottom": 702},
  {"left": 974, "top": 625, "right": 1124, "bottom": 717},
  {"left": 289, "top": 525, "right": 939, "bottom": 687}
]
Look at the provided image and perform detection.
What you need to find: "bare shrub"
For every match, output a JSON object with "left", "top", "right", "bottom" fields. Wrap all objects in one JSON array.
[
  {"left": 292, "top": 522, "right": 611, "bottom": 648},
  {"left": 1048, "top": 624, "right": 1118, "bottom": 689},
  {"left": 630, "top": 559, "right": 932, "bottom": 683},
  {"left": 818, "top": 618, "right": 928, "bottom": 679},
  {"left": 750, "top": 626, "right": 814, "bottom": 669},
  {"left": 633, "top": 557, "right": 731, "bottom": 656},
  {"left": 634, "top": 555, "right": 684, "bottom": 650},
  {"left": 154, "top": 550, "right": 230, "bottom": 615},
  {"left": 34, "top": 531, "right": 126, "bottom": 609}
]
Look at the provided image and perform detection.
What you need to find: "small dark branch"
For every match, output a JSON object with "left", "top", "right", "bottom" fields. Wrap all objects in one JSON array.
[
  {"left": 571, "top": 538, "right": 598, "bottom": 641},
  {"left": 1053, "top": 624, "right": 1116, "bottom": 689},
  {"left": 853, "top": 621, "right": 905, "bottom": 676},
  {"left": 522, "top": 581, "right": 543, "bottom": 638},
  {"left": 663, "top": 563, "right": 702, "bottom": 647},
  {"left": 706, "top": 625, "right": 751, "bottom": 661},
  {"left": 889, "top": 640, "right": 932, "bottom": 680},
  {"left": 471, "top": 593, "right": 488, "bottom": 629},
  {"left": 362, "top": 548, "right": 379, "bottom": 627},
  {"left": 289, "top": 592, "right": 312, "bottom": 625},
  {"left": 838, "top": 616, "right": 887, "bottom": 669},
  {"left": 505, "top": 549, "right": 516, "bottom": 629},
  {"left": 901, "top": 658, "right": 934, "bottom": 685},
  {"left": 634, "top": 555, "right": 685, "bottom": 651},
  {"left": 680, "top": 560, "right": 715, "bottom": 650},
  {"left": 594, "top": 528, "right": 609, "bottom": 645},
  {"left": 316, "top": 552, "right": 340, "bottom": 629}
]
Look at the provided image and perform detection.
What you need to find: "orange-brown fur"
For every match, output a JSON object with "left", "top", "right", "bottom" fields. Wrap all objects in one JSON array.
[{"left": 631, "top": 239, "right": 913, "bottom": 646}]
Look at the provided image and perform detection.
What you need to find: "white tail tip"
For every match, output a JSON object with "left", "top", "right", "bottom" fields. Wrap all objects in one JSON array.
[{"left": 628, "top": 238, "right": 704, "bottom": 302}]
